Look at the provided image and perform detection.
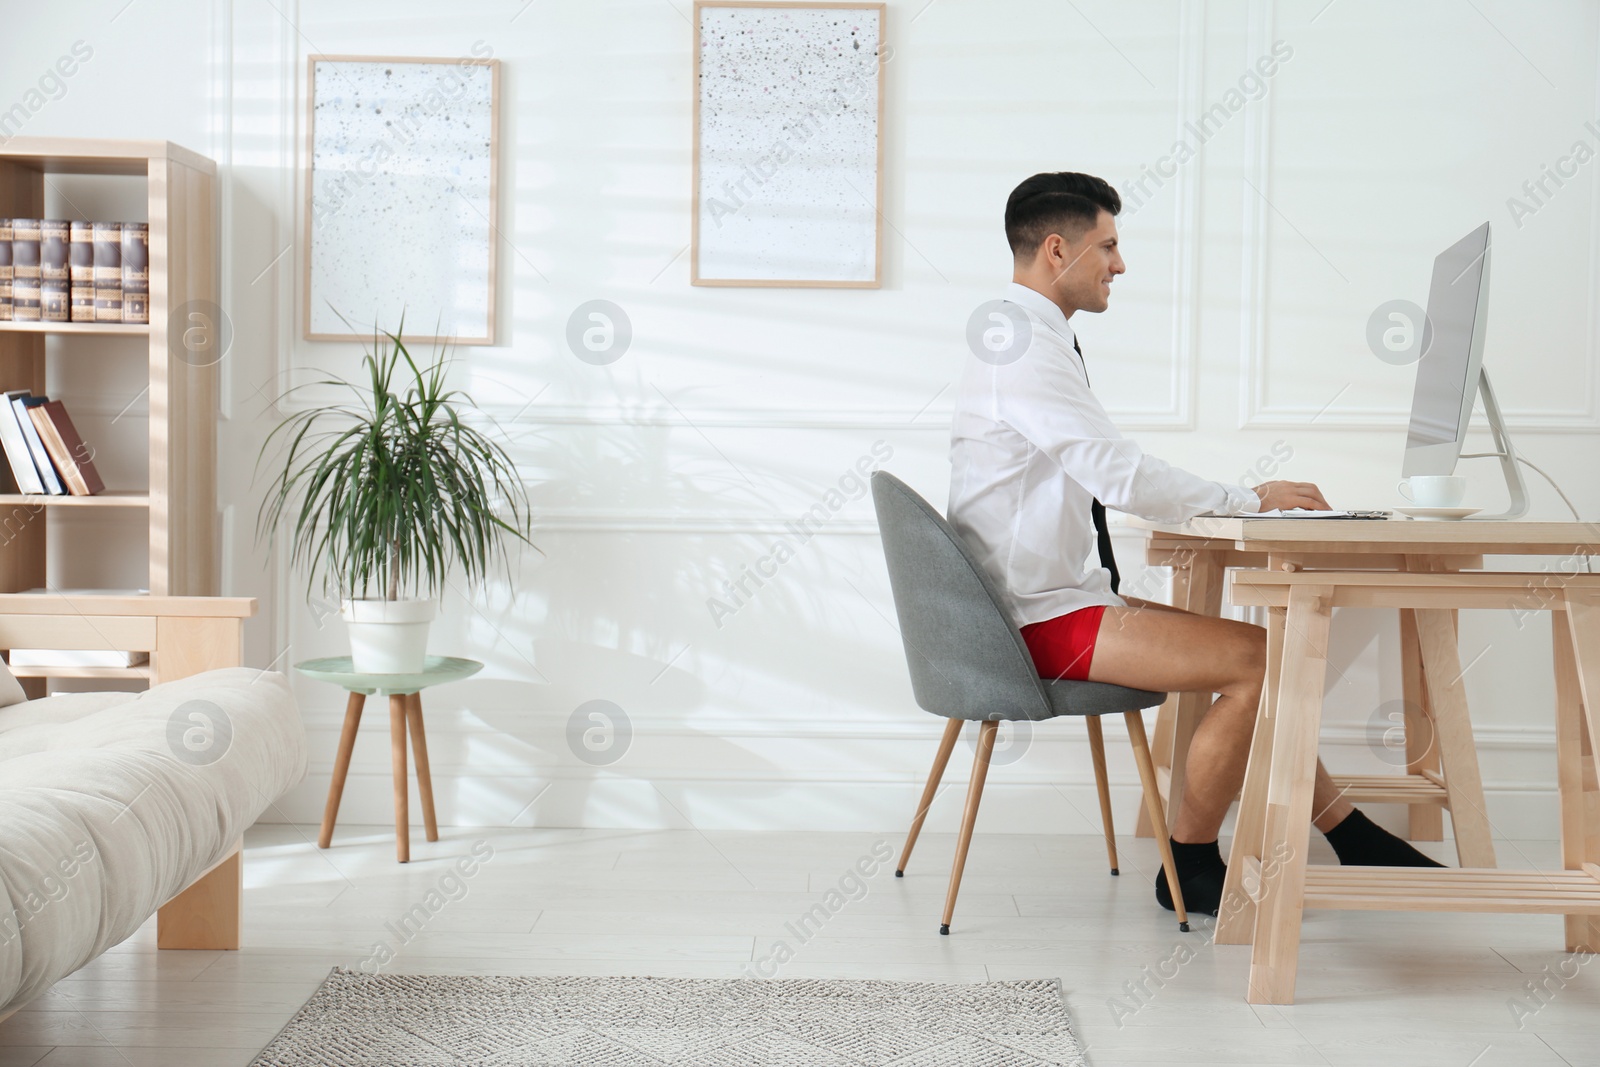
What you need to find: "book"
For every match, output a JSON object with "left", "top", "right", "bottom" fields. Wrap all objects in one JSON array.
[
  {"left": 10, "top": 394, "right": 64, "bottom": 494},
  {"left": 0, "top": 219, "right": 11, "bottom": 322},
  {"left": 39, "top": 219, "right": 70, "bottom": 323},
  {"left": 11, "top": 219, "right": 40, "bottom": 323},
  {"left": 92, "top": 222, "right": 120, "bottom": 323},
  {"left": 69, "top": 221, "right": 94, "bottom": 322},
  {"left": 28, "top": 400, "right": 103, "bottom": 496},
  {"left": 0, "top": 389, "right": 45, "bottom": 494},
  {"left": 7, "top": 649, "right": 149, "bottom": 668},
  {"left": 121, "top": 222, "right": 149, "bottom": 324}
]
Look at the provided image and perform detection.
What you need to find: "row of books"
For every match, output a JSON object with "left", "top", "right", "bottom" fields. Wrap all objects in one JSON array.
[
  {"left": 0, "top": 220, "right": 149, "bottom": 325},
  {"left": 0, "top": 391, "right": 104, "bottom": 495}
]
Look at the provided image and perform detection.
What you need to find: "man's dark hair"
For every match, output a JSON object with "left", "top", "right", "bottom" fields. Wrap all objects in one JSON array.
[{"left": 1004, "top": 172, "right": 1121, "bottom": 258}]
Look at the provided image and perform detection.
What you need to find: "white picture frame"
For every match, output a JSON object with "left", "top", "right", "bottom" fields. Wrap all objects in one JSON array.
[
  {"left": 692, "top": 2, "right": 886, "bottom": 288},
  {"left": 303, "top": 54, "right": 500, "bottom": 344}
]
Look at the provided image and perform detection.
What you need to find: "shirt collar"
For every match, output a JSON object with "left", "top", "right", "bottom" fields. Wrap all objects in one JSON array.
[{"left": 1003, "top": 281, "right": 1076, "bottom": 347}]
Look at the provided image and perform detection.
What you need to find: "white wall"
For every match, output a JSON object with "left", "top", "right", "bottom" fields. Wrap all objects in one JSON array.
[{"left": 8, "top": 0, "right": 1598, "bottom": 839}]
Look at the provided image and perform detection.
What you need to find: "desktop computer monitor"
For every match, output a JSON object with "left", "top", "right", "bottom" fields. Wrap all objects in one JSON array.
[
  {"left": 1399, "top": 221, "right": 1527, "bottom": 519},
  {"left": 1403, "top": 222, "right": 1490, "bottom": 475}
]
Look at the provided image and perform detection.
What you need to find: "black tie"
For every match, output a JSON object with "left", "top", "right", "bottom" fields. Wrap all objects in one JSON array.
[{"left": 1073, "top": 336, "right": 1121, "bottom": 594}]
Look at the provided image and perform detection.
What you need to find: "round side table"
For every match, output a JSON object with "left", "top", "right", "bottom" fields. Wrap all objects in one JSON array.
[{"left": 295, "top": 655, "right": 483, "bottom": 863}]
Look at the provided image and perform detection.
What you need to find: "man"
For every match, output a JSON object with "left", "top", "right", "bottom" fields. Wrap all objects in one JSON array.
[{"left": 947, "top": 171, "right": 1442, "bottom": 916}]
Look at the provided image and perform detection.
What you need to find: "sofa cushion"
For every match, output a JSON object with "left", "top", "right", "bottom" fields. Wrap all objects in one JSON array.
[{"left": 0, "top": 668, "right": 307, "bottom": 1013}]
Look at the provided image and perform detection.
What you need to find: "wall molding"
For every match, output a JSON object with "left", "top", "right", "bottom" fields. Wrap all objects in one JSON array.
[
  {"left": 530, "top": 512, "right": 883, "bottom": 534},
  {"left": 1235, "top": 0, "right": 1274, "bottom": 432},
  {"left": 274, "top": 763, "right": 1562, "bottom": 789},
  {"left": 289, "top": 704, "right": 1558, "bottom": 752},
  {"left": 1166, "top": 0, "right": 1206, "bottom": 431},
  {"left": 1237, "top": 0, "right": 1600, "bottom": 433},
  {"left": 213, "top": 0, "right": 235, "bottom": 423},
  {"left": 259, "top": 399, "right": 1218, "bottom": 434},
  {"left": 471, "top": 403, "right": 959, "bottom": 431},
  {"left": 1096, "top": 0, "right": 1206, "bottom": 431}
]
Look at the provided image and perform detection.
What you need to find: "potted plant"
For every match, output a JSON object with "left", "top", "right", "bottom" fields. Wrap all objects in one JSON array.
[{"left": 257, "top": 324, "right": 534, "bottom": 674}]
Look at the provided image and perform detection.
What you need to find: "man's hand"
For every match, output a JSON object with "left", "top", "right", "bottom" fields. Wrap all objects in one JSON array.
[{"left": 1254, "top": 480, "right": 1332, "bottom": 512}]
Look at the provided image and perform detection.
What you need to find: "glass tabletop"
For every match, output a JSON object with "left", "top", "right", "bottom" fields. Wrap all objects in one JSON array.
[{"left": 293, "top": 655, "right": 484, "bottom": 694}]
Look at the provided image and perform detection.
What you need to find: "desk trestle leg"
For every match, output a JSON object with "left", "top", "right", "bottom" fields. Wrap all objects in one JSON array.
[
  {"left": 1399, "top": 608, "right": 1445, "bottom": 841},
  {"left": 1558, "top": 599, "right": 1600, "bottom": 952},
  {"left": 1414, "top": 608, "right": 1496, "bottom": 869},
  {"left": 1217, "top": 604, "right": 1284, "bottom": 945},
  {"left": 1247, "top": 587, "right": 1333, "bottom": 1005}
]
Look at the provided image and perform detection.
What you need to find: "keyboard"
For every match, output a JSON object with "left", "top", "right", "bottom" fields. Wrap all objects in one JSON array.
[{"left": 1242, "top": 509, "right": 1392, "bottom": 519}]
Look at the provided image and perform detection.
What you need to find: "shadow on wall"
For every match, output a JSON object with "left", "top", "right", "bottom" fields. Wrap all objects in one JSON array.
[{"left": 408, "top": 399, "right": 913, "bottom": 828}]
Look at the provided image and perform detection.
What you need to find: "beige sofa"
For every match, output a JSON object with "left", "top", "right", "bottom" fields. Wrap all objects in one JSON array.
[{"left": 0, "top": 596, "right": 306, "bottom": 1017}]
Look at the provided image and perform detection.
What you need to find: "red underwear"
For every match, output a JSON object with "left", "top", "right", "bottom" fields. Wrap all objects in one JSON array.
[{"left": 1019, "top": 605, "right": 1108, "bottom": 682}]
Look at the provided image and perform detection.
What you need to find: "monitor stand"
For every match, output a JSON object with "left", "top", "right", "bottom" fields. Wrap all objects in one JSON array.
[{"left": 1465, "top": 368, "right": 1529, "bottom": 520}]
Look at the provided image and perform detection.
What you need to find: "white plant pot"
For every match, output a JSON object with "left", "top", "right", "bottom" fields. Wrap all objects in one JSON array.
[{"left": 342, "top": 598, "right": 437, "bottom": 674}]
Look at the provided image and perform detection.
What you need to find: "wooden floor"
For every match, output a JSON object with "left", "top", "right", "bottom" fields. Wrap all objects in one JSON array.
[{"left": 2, "top": 825, "right": 1598, "bottom": 1066}]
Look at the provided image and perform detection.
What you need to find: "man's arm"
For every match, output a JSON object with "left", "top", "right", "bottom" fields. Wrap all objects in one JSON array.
[{"left": 988, "top": 341, "right": 1266, "bottom": 522}]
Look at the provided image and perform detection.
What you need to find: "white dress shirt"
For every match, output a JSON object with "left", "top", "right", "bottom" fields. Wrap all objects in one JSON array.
[{"left": 948, "top": 282, "right": 1261, "bottom": 628}]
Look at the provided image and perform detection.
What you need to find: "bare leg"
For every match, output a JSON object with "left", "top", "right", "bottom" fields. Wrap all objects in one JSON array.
[
  {"left": 1095, "top": 599, "right": 1353, "bottom": 841},
  {"left": 1311, "top": 764, "right": 1355, "bottom": 832},
  {"left": 1090, "top": 602, "right": 1258, "bottom": 841}
]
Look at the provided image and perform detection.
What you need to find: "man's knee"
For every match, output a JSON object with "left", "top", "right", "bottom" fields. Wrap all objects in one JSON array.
[
  {"left": 1241, "top": 624, "right": 1267, "bottom": 678},
  {"left": 1223, "top": 623, "right": 1267, "bottom": 696}
]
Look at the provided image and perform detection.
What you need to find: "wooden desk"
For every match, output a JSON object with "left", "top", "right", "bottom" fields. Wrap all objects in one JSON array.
[
  {"left": 1224, "top": 570, "right": 1600, "bottom": 1003},
  {"left": 1126, "top": 516, "right": 1600, "bottom": 846},
  {"left": 1118, "top": 518, "right": 1600, "bottom": 1003}
]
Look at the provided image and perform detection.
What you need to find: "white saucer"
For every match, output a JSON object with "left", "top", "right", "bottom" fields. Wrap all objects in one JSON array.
[{"left": 1396, "top": 506, "right": 1481, "bottom": 521}]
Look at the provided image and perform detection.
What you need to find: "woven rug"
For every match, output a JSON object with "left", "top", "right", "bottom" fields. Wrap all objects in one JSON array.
[{"left": 250, "top": 968, "right": 1088, "bottom": 1066}]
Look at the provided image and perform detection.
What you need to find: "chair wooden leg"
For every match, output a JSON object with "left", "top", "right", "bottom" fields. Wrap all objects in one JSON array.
[
  {"left": 1138, "top": 693, "right": 1180, "bottom": 839},
  {"left": 940, "top": 719, "right": 997, "bottom": 935},
  {"left": 406, "top": 693, "right": 440, "bottom": 843},
  {"left": 1247, "top": 586, "right": 1332, "bottom": 1005},
  {"left": 318, "top": 692, "right": 365, "bottom": 849},
  {"left": 389, "top": 694, "right": 410, "bottom": 863},
  {"left": 899, "top": 717, "right": 963, "bottom": 877},
  {"left": 1125, "top": 710, "right": 1188, "bottom": 932},
  {"left": 1414, "top": 607, "right": 1495, "bottom": 868},
  {"left": 1085, "top": 715, "right": 1118, "bottom": 875}
]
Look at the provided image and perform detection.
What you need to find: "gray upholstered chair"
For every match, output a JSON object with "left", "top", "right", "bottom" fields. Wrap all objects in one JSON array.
[{"left": 870, "top": 470, "right": 1189, "bottom": 933}]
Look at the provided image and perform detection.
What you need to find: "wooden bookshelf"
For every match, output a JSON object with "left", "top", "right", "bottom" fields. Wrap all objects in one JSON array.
[
  {"left": 0, "top": 321, "right": 150, "bottom": 335},
  {"left": 7, "top": 663, "right": 152, "bottom": 680},
  {"left": 0, "top": 490, "right": 150, "bottom": 507},
  {"left": 0, "top": 139, "right": 218, "bottom": 692}
]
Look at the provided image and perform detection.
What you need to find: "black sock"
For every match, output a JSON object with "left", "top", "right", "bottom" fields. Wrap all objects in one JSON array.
[
  {"left": 1323, "top": 809, "right": 1445, "bottom": 867},
  {"left": 1154, "top": 838, "right": 1227, "bottom": 916}
]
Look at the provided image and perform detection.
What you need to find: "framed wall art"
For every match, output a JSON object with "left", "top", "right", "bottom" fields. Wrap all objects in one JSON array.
[
  {"left": 304, "top": 52, "right": 500, "bottom": 344},
  {"left": 692, "top": 2, "right": 886, "bottom": 288}
]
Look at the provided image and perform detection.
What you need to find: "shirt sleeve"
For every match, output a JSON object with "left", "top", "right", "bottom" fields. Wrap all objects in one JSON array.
[{"left": 988, "top": 335, "right": 1261, "bottom": 523}]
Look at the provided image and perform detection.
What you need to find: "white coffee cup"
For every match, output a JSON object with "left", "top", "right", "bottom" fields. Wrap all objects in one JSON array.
[{"left": 1398, "top": 475, "right": 1466, "bottom": 508}]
